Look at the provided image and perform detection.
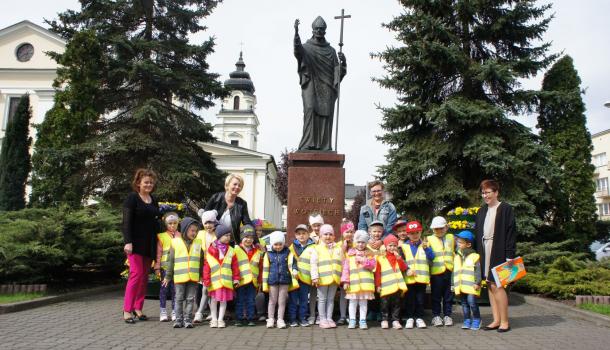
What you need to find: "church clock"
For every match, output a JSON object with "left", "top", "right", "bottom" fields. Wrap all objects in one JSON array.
[{"left": 16, "top": 43, "right": 34, "bottom": 62}]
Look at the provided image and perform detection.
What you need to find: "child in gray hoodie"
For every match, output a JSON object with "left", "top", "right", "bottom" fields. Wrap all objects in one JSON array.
[{"left": 163, "top": 217, "right": 203, "bottom": 328}]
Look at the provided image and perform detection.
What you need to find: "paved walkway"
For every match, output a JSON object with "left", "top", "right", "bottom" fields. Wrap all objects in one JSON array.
[{"left": 1, "top": 290, "right": 609, "bottom": 350}]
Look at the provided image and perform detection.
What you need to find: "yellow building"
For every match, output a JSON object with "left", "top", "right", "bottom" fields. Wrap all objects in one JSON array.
[
  {"left": 592, "top": 129, "right": 610, "bottom": 220},
  {"left": 0, "top": 20, "right": 65, "bottom": 145}
]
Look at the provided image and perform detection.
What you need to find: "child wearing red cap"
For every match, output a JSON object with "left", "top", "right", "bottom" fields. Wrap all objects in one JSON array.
[
  {"left": 400, "top": 221, "right": 434, "bottom": 329},
  {"left": 376, "top": 234, "right": 408, "bottom": 329}
]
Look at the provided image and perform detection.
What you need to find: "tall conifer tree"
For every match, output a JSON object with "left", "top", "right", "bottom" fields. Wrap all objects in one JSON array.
[
  {"left": 0, "top": 95, "right": 32, "bottom": 211},
  {"left": 47, "top": 0, "right": 226, "bottom": 204},
  {"left": 374, "top": 0, "right": 558, "bottom": 236},
  {"left": 30, "top": 30, "right": 103, "bottom": 207},
  {"left": 538, "top": 55, "right": 597, "bottom": 242}
]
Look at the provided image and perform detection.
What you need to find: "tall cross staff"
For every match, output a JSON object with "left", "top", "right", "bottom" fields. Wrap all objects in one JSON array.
[{"left": 334, "top": 9, "right": 350, "bottom": 152}]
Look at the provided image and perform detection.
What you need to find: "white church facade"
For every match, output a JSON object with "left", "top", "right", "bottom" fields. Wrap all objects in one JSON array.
[{"left": 0, "top": 20, "right": 65, "bottom": 144}]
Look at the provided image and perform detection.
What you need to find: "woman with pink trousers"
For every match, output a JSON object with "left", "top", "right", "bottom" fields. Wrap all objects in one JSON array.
[{"left": 122, "top": 169, "right": 161, "bottom": 324}]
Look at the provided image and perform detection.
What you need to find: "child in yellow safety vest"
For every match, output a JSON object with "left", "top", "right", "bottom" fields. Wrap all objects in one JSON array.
[
  {"left": 194, "top": 209, "right": 218, "bottom": 323},
  {"left": 307, "top": 212, "right": 324, "bottom": 325},
  {"left": 288, "top": 224, "right": 315, "bottom": 327},
  {"left": 337, "top": 220, "right": 355, "bottom": 325},
  {"left": 400, "top": 220, "right": 434, "bottom": 329},
  {"left": 262, "top": 231, "right": 299, "bottom": 329},
  {"left": 429, "top": 216, "right": 456, "bottom": 327},
  {"left": 453, "top": 230, "right": 482, "bottom": 330},
  {"left": 375, "top": 234, "right": 408, "bottom": 329},
  {"left": 310, "top": 224, "right": 343, "bottom": 329},
  {"left": 202, "top": 224, "right": 240, "bottom": 328},
  {"left": 155, "top": 212, "right": 179, "bottom": 322},
  {"left": 234, "top": 224, "right": 262, "bottom": 327},
  {"left": 162, "top": 217, "right": 203, "bottom": 329},
  {"left": 341, "top": 230, "right": 376, "bottom": 329}
]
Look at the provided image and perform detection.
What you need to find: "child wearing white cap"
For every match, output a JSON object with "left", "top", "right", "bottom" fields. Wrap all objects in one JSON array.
[
  {"left": 308, "top": 213, "right": 324, "bottom": 243},
  {"left": 428, "top": 216, "right": 456, "bottom": 327},
  {"left": 310, "top": 224, "right": 343, "bottom": 329},
  {"left": 262, "top": 231, "right": 298, "bottom": 329}
]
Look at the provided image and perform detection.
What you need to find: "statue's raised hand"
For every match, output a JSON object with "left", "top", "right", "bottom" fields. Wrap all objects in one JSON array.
[{"left": 294, "top": 19, "right": 300, "bottom": 32}]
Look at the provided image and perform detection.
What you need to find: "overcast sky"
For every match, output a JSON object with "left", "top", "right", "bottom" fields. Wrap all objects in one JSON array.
[{"left": 2, "top": 0, "right": 609, "bottom": 185}]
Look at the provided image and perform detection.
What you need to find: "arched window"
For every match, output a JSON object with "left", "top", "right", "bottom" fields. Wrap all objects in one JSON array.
[{"left": 233, "top": 96, "right": 240, "bottom": 110}]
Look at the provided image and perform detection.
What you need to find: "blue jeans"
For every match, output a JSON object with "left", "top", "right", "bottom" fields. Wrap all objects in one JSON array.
[
  {"left": 288, "top": 281, "right": 310, "bottom": 322},
  {"left": 430, "top": 270, "right": 453, "bottom": 317},
  {"left": 461, "top": 294, "right": 480, "bottom": 320},
  {"left": 159, "top": 270, "right": 175, "bottom": 309},
  {"left": 235, "top": 283, "right": 257, "bottom": 321}
]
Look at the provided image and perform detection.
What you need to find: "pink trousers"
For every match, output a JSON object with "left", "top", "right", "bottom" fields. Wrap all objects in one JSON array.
[{"left": 123, "top": 253, "right": 151, "bottom": 312}]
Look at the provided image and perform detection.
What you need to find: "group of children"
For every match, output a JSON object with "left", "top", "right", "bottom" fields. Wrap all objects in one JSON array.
[{"left": 156, "top": 211, "right": 482, "bottom": 330}]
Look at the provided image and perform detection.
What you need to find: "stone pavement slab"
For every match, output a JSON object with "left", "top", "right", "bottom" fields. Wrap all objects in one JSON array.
[{"left": 1, "top": 290, "right": 609, "bottom": 350}]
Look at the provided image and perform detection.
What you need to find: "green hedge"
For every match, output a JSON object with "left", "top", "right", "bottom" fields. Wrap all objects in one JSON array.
[
  {"left": 513, "top": 240, "right": 610, "bottom": 299},
  {"left": 0, "top": 204, "right": 124, "bottom": 284}
]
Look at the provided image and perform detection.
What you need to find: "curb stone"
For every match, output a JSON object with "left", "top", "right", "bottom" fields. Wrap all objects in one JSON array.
[
  {"left": 512, "top": 292, "right": 610, "bottom": 328},
  {"left": 0, "top": 284, "right": 122, "bottom": 314}
]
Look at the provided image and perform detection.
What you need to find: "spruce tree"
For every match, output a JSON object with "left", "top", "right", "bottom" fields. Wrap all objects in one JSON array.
[
  {"left": 30, "top": 30, "right": 103, "bottom": 208},
  {"left": 47, "top": 0, "right": 226, "bottom": 204},
  {"left": 0, "top": 95, "right": 32, "bottom": 211},
  {"left": 374, "top": 0, "right": 558, "bottom": 237},
  {"left": 538, "top": 55, "right": 597, "bottom": 242}
]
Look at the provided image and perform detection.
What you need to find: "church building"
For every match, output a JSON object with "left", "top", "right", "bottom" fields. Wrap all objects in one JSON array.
[{"left": 201, "top": 52, "right": 283, "bottom": 228}]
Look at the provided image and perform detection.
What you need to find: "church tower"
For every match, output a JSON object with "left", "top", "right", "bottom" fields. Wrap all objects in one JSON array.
[{"left": 213, "top": 51, "right": 259, "bottom": 150}]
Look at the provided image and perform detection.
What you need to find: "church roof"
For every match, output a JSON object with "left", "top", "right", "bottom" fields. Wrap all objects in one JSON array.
[
  {"left": 0, "top": 20, "right": 66, "bottom": 46},
  {"left": 224, "top": 51, "right": 255, "bottom": 93}
]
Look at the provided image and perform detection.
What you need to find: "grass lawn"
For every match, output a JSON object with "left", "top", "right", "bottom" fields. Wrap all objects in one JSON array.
[
  {"left": 578, "top": 303, "right": 610, "bottom": 317},
  {"left": 0, "top": 292, "right": 46, "bottom": 304}
]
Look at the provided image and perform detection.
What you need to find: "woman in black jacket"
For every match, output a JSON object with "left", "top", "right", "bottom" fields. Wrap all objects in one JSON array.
[
  {"left": 122, "top": 169, "right": 160, "bottom": 323},
  {"left": 475, "top": 179, "right": 516, "bottom": 333},
  {"left": 205, "top": 173, "right": 252, "bottom": 244}
]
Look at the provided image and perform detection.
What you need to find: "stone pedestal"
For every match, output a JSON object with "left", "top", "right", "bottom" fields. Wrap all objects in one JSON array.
[{"left": 287, "top": 152, "right": 345, "bottom": 242}]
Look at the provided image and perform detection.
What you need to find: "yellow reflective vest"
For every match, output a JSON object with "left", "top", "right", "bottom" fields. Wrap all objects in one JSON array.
[
  {"left": 234, "top": 245, "right": 261, "bottom": 288},
  {"left": 377, "top": 255, "right": 408, "bottom": 297},
  {"left": 453, "top": 252, "right": 481, "bottom": 296},
  {"left": 400, "top": 243, "right": 430, "bottom": 285},
  {"left": 315, "top": 244, "right": 343, "bottom": 286},
  {"left": 261, "top": 252, "right": 299, "bottom": 292},
  {"left": 196, "top": 230, "right": 215, "bottom": 252},
  {"left": 428, "top": 234, "right": 455, "bottom": 275},
  {"left": 157, "top": 231, "right": 173, "bottom": 270},
  {"left": 206, "top": 246, "right": 235, "bottom": 292},
  {"left": 346, "top": 255, "right": 375, "bottom": 293},
  {"left": 172, "top": 237, "right": 202, "bottom": 283},
  {"left": 289, "top": 244, "right": 314, "bottom": 285}
]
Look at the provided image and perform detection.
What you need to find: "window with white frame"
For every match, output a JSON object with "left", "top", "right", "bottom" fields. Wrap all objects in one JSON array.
[
  {"left": 593, "top": 153, "right": 607, "bottom": 167},
  {"left": 596, "top": 177, "right": 608, "bottom": 192},
  {"left": 598, "top": 203, "right": 610, "bottom": 216}
]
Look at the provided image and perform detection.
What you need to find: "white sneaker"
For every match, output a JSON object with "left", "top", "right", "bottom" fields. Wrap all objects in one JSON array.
[
  {"left": 392, "top": 320, "right": 402, "bottom": 329},
  {"left": 277, "top": 319, "right": 287, "bottom": 329},
  {"left": 443, "top": 316, "right": 453, "bottom": 326},
  {"left": 416, "top": 318, "right": 427, "bottom": 328},
  {"left": 218, "top": 320, "right": 226, "bottom": 328},
  {"left": 210, "top": 319, "right": 218, "bottom": 328},
  {"left": 193, "top": 312, "right": 203, "bottom": 323},
  {"left": 381, "top": 320, "right": 389, "bottom": 329},
  {"left": 432, "top": 316, "right": 443, "bottom": 327},
  {"left": 171, "top": 310, "right": 176, "bottom": 321},
  {"left": 405, "top": 318, "right": 414, "bottom": 329},
  {"left": 159, "top": 309, "right": 168, "bottom": 322},
  {"left": 266, "top": 318, "right": 275, "bottom": 328}
]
